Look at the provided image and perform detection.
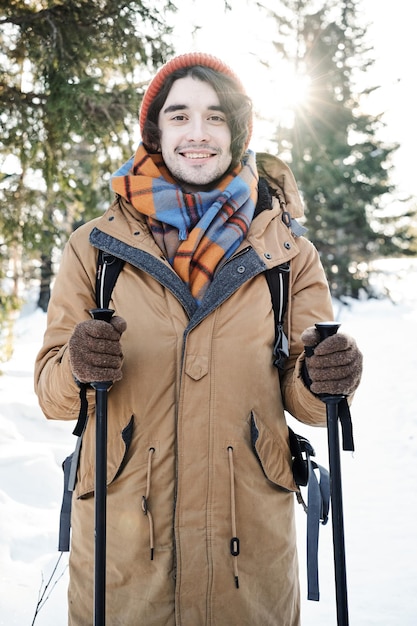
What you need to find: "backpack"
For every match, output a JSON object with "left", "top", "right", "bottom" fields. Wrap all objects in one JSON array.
[{"left": 58, "top": 249, "right": 330, "bottom": 602}]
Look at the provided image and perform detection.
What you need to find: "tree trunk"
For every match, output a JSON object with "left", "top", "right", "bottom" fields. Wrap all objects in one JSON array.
[{"left": 37, "top": 254, "right": 53, "bottom": 312}]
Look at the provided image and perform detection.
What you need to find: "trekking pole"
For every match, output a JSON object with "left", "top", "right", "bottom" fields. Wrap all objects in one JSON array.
[
  {"left": 315, "top": 322, "right": 350, "bottom": 626},
  {"left": 89, "top": 307, "right": 115, "bottom": 626}
]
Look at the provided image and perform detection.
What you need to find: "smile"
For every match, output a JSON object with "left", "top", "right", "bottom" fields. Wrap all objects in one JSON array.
[{"left": 180, "top": 152, "right": 216, "bottom": 159}]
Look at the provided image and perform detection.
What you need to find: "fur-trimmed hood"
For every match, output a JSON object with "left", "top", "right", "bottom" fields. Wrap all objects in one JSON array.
[{"left": 256, "top": 152, "right": 304, "bottom": 219}]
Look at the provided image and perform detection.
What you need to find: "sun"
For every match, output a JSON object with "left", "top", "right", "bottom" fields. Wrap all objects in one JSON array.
[
  {"left": 283, "top": 71, "right": 312, "bottom": 109},
  {"left": 236, "top": 59, "right": 311, "bottom": 152},
  {"left": 248, "top": 62, "right": 312, "bottom": 123}
]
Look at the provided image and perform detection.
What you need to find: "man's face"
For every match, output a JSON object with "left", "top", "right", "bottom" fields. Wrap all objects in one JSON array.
[{"left": 158, "top": 76, "right": 233, "bottom": 192}]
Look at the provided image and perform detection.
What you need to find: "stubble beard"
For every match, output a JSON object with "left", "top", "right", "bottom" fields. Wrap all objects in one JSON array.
[{"left": 164, "top": 146, "right": 233, "bottom": 192}]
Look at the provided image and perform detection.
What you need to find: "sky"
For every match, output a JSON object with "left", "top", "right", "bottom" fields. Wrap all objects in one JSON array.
[
  {"left": 169, "top": 0, "right": 416, "bottom": 199},
  {"left": 1, "top": 259, "right": 417, "bottom": 624},
  {"left": 357, "top": 0, "right": 416, "bottom": 198}
]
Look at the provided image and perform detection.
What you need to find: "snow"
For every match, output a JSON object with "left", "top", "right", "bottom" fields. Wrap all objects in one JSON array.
[{"left": 1, "top": 260, "right": 417, "bottom": 625}]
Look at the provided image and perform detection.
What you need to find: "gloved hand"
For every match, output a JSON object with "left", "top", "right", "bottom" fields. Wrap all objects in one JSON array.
[
  {"left": 301, "top": 326, "right": 363, "bottom": 396},
  {"left": 68, "top": 315, "right": 127, "bottom": 384}
]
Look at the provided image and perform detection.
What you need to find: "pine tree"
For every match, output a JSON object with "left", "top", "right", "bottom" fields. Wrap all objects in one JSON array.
[
  {"left": 0, "top": 0, "right": 175, "bottom": 312},
  {"left": 264, "top": 0, "right": 415, "bottom": 298}
]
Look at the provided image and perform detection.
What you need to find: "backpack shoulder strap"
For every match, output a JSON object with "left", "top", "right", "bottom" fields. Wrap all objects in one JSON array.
[
  {"left": 255, "top": 176, "right": 290, "bottom": 370},
  {"left": 95, "top": 250, "right": 125, "bottom": 309},
  {"left": 265, "top": 261, "right": 331, "bottom": 601},
  {"left": 265, "top": 262, "right": 290, "bottom": 370},
  {"left": 59, "top": 250, "right": 125, "bottom": 552},
  {"left": 72, "top": 249, "right": 125, "bottom": 439}
]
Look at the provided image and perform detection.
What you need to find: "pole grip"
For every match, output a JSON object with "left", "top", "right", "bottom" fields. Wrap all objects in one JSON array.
[
  {"left": 89, "top": 309, "right": 115, "bottom": 391},
  {"left": 315, "top": 322, "right": 344, "bottom": 402},
  {"left": 315, "top": 321, "right": 341, "bottom": 341},
  {"left": 90, "top": 308, "right": 114, "bottom": 323}
]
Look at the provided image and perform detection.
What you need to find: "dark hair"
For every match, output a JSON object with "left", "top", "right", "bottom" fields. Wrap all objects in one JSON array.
[{"left": 141, "top": 65, "right": 252, "bottom": 167}]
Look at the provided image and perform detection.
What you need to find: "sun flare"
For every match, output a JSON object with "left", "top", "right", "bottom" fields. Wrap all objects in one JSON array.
[{"left": 248, "top": 62, "right": 312, "bottom": 123}]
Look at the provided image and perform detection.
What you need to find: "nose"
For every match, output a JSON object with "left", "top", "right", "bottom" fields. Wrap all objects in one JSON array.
[{"left": 185, "top": 115, "right": 210, "bottom": 142}]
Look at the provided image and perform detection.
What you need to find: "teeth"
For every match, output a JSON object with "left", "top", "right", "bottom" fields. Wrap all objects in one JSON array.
[{"left": 182, "top": 153, "right": 213, "bottom": 159}]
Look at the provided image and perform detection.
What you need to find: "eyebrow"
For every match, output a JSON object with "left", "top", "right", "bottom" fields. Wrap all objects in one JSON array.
[{"left": 162, "top": 104, "right": 225, "bottom": 114}]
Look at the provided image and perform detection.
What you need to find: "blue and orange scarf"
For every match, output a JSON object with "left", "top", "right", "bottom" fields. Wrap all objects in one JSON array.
[{"left": 111, "top": 144, "right": 258, "bottom": 304}]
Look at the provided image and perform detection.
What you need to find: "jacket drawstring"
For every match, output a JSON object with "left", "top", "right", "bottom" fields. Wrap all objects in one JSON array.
[
  {"left": 227, "top": 446, "right": 240, "bottom": 589},
  {"left": 141, "top": 446, "right": 155, "bottom": 560}
]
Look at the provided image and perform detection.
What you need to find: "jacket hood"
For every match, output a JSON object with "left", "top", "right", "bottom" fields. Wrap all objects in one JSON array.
[{"left": 256, "top": 152, "right": 304, "bottom": 219}]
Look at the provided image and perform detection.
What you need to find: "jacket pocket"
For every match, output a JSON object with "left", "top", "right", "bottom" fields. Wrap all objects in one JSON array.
[
  {"left": 76, "top": 414, "right": 134, "bottom": 498},
  {"left": 250, "top": 411, "right": 297, "bottom": 492}
]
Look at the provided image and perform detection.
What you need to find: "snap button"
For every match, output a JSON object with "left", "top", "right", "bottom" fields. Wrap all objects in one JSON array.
[
  {"left": 284, "top": 242, "right": 291, "bottom": 250},
  {"left": 237, "top": 265, "right": 245, "bottom": 274},
  {"left": 185, "top": 355, "right": 209, "bottom": 380},
  {"left": 264, "top": 252, "right": 272, "bottom": 260}
]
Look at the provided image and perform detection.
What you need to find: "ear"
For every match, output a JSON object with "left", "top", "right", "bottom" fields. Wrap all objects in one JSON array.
[
  {"left": 141, "top": 121, "right": 161, "bottom": 153},
  {"left": 142, "top": 139, "right": 161, "bottom": 153}
]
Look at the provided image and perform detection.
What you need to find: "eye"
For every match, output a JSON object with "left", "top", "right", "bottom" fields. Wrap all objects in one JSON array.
[
  {"left": 171, "top": 114, "right": 187, "bottom": 122},
  {"left": 208, "top": 114, "right": 227, "bottom": 124}
]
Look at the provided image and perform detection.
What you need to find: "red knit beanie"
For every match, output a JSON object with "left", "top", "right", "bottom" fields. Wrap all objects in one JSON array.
[{"left": 139, "top": 52, "right": 252, "bottom": 148}]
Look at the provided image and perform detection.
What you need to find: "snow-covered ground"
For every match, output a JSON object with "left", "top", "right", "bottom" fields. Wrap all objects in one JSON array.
[{"left": 1, "top": 259, "right": 416, "bottom": 625}]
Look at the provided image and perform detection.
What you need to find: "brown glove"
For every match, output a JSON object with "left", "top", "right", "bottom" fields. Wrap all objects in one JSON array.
[
  {"left": 301, "top": 326, "right": 363, "bottom": 396},
  {"left": 68, "top": 315, "right": 127, "bottom": 384}
]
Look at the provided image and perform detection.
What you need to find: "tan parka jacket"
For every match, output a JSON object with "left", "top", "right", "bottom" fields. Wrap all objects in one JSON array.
[{"left": 35, "top": 153, "right": 334, "bottom": 626}]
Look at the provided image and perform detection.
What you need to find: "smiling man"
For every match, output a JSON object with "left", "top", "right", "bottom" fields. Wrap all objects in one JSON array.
[
  {"left": 157, "top": 76, "right": 232, "bottom": 190},
  {"left": 35, "top": 52, "right": 363, "bottom": 625}
]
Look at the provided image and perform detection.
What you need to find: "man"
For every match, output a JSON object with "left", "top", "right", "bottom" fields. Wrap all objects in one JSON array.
[{"left": 35, "top": 52, "right": 362, "bottom": 625}]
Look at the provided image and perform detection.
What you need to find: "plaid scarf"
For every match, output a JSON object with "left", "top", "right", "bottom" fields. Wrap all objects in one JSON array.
[{"left": 111, "top": 144, "right": 258, "bottom": 304}]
